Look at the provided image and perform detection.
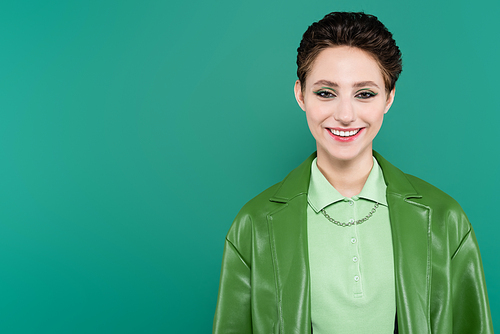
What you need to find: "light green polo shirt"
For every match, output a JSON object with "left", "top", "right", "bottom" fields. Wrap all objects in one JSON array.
[{"left": 307, "top": 157, "right": 396, "bottom": 333}]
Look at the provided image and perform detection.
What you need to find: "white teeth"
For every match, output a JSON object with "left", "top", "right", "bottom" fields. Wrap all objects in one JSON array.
[{"left": 330, "top": 129, "right": 360, "bottom": 137}]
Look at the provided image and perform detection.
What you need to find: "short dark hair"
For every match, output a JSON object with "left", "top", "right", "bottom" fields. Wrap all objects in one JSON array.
[{"left": 297, "top": 12, "right": 402, "bottom": 93}]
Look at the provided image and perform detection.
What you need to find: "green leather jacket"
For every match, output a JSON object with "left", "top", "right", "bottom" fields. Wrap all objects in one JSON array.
[{"left": 213, "top": 152, "right": 493, "bottom": 333}]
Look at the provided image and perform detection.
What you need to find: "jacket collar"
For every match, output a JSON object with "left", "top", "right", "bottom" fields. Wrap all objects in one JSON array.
[
  {"left": 270, "top": 151, "right": 421, "bottom": 202},
  {"left": 269, "top": 152, "right": 315, "bottom": 203},
  {"left": 373, "top": 151, "right": 421, "bottom": 200}
]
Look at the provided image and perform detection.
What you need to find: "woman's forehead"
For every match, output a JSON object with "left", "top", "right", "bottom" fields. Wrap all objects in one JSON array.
[{"left": 308, "top": 46, "right": 385, "bottom": 87}]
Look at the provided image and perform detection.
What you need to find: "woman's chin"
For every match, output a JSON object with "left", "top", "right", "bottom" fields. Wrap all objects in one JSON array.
[{"left": 318, "top": 146, "right": 373, "bottom": 164}]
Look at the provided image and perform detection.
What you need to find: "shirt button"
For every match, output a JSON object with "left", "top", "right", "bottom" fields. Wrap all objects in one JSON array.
[
  {"left": 354, "top": 275, "right": 360, "bottom": 282},
  {"left": 349, "top": 201, "right": 353, "bottom": 206},
  {"left": 349, "top": 219, "right": 354, "bottom": 224},
  {"left": 351, "top": 238, "right": 357, "bottom": 244},
  {"left": 353, "top": 256, "right": 358, "bottom": 262}
]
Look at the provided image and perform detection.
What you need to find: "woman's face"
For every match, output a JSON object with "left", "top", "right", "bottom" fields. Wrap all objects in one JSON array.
[{"left": 294, "top": 46, "right": 395, "bottom": 165}]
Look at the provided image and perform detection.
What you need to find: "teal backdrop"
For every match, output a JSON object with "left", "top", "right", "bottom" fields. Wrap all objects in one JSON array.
[{"left": 0, "top": 0, "right": 498, "bottom": 332}]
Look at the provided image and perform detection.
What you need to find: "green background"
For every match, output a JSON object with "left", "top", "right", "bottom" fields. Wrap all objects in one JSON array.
[{"left": 0, "top": 0, "right": 497, "bottom": 332}]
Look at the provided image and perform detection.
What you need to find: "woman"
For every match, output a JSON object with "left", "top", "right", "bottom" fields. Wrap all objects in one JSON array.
[{"left": 213, "top": 12, "right": 493, "bottom": 333}]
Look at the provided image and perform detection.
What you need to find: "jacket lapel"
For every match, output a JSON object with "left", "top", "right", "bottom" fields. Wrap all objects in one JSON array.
[
  {"left": 268, "top": 153, "right": 314, "bottom": 333},
  {"left": 374, "top": 152, "right": 431, "bottom": 333}
]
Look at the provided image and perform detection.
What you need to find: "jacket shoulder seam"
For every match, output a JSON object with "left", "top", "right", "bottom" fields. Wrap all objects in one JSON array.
[
  {"left": 451, "top": 226, "right": 472, "bottom": 260},
  {"left": 225, "top": 237, "right": 251, "bottom": 270}
]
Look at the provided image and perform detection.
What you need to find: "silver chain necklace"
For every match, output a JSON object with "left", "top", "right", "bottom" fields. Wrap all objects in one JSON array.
[{"left": 320, "top": 202, "right": 379, "bottom": 227}]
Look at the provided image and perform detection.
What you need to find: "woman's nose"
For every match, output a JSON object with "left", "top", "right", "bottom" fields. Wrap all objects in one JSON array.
[{"left": 333, "top": 99, "right": 356, "bottom": 124}]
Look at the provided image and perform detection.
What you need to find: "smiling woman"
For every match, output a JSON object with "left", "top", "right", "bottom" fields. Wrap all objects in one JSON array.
[{"left": 213, "top": 12, "right": 493, "bottom": 334}]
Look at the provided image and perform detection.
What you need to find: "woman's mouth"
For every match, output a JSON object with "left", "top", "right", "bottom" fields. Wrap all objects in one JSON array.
[
  {"left": 329, "top": 128, "right": 360, "bottom": 137},
  {"left": 327, "top": 128, "right": 363, "bottom": 142}
]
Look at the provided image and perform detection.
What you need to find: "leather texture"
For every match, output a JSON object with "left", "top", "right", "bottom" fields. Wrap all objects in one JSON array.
[{"left": 213, "top": 152, "right": 493, "bottom": 334}]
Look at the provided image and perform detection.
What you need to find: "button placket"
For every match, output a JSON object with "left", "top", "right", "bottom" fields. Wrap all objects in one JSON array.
[{"left": 352, "top": 209, "right": 363, "bottom": 297}]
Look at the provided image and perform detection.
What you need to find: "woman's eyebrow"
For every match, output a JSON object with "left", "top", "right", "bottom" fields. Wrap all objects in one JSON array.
[
  {"left": 313, "top": 80, "right": 338, "bottom": 88},
  {"left": 353, "top": 81, "right": 380, "bottom": 89}
]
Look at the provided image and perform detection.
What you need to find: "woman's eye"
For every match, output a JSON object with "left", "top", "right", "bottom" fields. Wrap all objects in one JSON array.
[
  {"left": 314, "top": 90, "right": 336, "bottom": 98},
  {"left": 355, "top": 91, "right": 378, "bottom": 99}
]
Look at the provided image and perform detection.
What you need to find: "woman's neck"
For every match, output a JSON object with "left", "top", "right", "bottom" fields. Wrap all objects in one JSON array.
[{"left": 316, "top": 152, "right": 374, "bottom": 198}]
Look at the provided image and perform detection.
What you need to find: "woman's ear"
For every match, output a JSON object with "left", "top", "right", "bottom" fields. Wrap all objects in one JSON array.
[
  {"left": 384, "top": 87, "right": 396, "bottom": 114},
  {"left": 294, "top": 80, "right": 306, "bottom": 111}
]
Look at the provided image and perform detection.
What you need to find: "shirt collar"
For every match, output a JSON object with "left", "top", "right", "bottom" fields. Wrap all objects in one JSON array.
[{"left": 307, "top": 157, "right": 388, "bottom": 213}]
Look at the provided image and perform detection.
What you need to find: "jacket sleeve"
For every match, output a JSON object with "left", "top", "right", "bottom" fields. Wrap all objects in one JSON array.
[
  {"left": 213, "top": 238, "right": 252, "bottom": 334},
  {"left": 451, "top": 227, "right": 494, "bottom": 333}
]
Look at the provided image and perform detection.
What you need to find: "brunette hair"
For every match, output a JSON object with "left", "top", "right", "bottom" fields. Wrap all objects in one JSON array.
[{"left": 297, "top": 12, "right": 402, "bottom": 93}]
